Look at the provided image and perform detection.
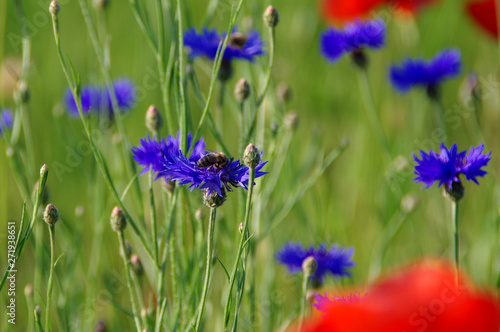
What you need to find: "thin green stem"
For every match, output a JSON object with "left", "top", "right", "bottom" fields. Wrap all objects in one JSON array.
[
  {"left": 177, "top": 0, "right": 188, "bottom": 153},
  {"left": 452, "top": 200, "right": 459, "bottom": 284},
  {"left": 45, "top": 225, "right": 56, "bottom": 332},
  {"left": 195, "top": 207, "right": 217, "bottom": 331},
  {"left": 243, "top": 26, "right": 275, "bottom": 148},
  {"left": 431, "top": 98, "right": 448, "bottom": 143},
  {"left": 223, "top": 167, "right": 256, "bottom": 329},
  {"left": 298, "top": 273, "right": 310, "bottom": 332},
  {"left": 118, "top": 231, "right": 142, "bottom": 332},
  {"left": 357, "top": 70, "right": 391, "bottom": 163},
  {"left": 149, "top": 170, "right": 159, "bottom": 264}
]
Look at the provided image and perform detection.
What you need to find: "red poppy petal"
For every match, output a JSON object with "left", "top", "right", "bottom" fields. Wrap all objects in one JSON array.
[
  {"left": 320, "top": 0, "right": 385, "bottom": 24},
  {"left": 466, "top": 0, "right": 498, "bottom": 38}
]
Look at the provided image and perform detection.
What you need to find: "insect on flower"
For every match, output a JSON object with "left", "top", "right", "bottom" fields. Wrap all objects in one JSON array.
[{"left": 196, "top": 151, "right": 230, "bottom": 170}]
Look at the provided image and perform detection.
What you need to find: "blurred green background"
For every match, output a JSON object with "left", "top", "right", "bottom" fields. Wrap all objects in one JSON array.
[{"left": 1, "top": 0, "right": 500, "bottom": 330}]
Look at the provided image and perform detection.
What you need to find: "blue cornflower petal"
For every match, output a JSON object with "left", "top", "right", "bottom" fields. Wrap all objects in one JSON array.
[
  {"left": 184, "top": 27, "right": 264, "bottom": 62},
  {"left": 389, "top": 49, "right": 462, "bottom": 93},
  {"left": 64, "top": 86, "right": 102, "bottom": 117},
  {"left": 131, "top": 134, "right": 163, "bottom": 174},
  {"left": 413, "top": 142, "right": 490, "bottom": 189},
  {"left": 276, "top": 242, "right": 355, "bottom": 283},
  {"left": 461, "top": 144, "right": 491, "bottom": 184},
  {"left": 0, "top": 109, "right": 14, "bottom": 136},
  {"left": 106, "top": 78, "right": 136, "bottom": 113},
  {"left": 320, "top": 19, "right": 386, "bottom": 63}
]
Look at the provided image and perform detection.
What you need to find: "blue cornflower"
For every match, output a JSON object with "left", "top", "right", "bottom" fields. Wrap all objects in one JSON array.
[
  {"left": 413, "top": 143, "right": 491, "bottom": 190},
  {"left": 276, "top": 242, "right": 355, "bottom": 283},
  {"left": 64, "top": 79, "right": 136, "bottom": 117},
  {"left": 184, "top": 27, "right": 264, "bottom": 62},
  {"left": 0, "top": 109, "right": 14, "bottom": 136},
  {"left": 64, "top": 86, "right": 102, "bottom": 117},
  {"left": 320, "top": 19, "right": 386, "bottom": 64},
  {"left": 132, "top": 132, "right": 266, "bottom": 197},
  {"left": 105, "top": 78, "right": 136, "bottom": 113},
  {"left": 132, "top": 132, "right": 206, "bottom": 175},
  {"left": 389, "top": 49, "right": 461, "bottom": 94}
]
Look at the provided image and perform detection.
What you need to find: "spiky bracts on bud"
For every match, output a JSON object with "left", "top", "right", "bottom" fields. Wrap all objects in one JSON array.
[
  {"left": 49, "top": 0, "right": 60, "bottom": 17},
  {"left": 203, "top": 189, "right": 226, "bottom": 208},
  {"left": 43, "top": 204, "right": 59, "bottom": 226},
  {"left": 263, "top": 6, "right": 280, "bottom": 28},
  {"left": 302, "top": 256, "right": 318, "bottom": 277},
  {"left": 243, "top": 144, "right": 260, "bottom": 169},
  {"left": 110, "top": 206, "right": 126, "bottom": 232},
  {"left": 234, "top": 78, "right": 250, "bottom": 103},
  {"left": 145, "top": 105, "right": 162, "bottom": 134},
  {"left": 443, "top": 181, "right": 465, "bottom": 203},
  {"left": 131, "top": 254, "right": 144, "bottom": 277}
]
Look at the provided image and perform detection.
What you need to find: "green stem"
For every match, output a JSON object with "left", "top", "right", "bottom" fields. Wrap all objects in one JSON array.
[
  {"left": 431, "top": 98, "right": 448, "bottom": 143},
  {"left": 357, "top": 70, "right": 391, "bottom": 163},
  {"left": 298, "top": 273, "right": 310, "bottom": 332},
  {"left": 118, "top": 231, "right": 142, "bottom": 332},
  {"left": 243, "top": 26, "right": 275, "bottom": 148},
  {"left": 452, "top": 200, "right": 459, "bottom": 284},
  {"left": 195, "top": 207, "right": 217, "bottom": 331},
  {"left": 45, "top": 225, "right": 56, "bottom": 332},
  {"left": 223, "top": 167, "right": 256, "bottom": 329},
  {"left": 149, "top": 170, "right": 159, "bottom": 264},
  {"left": 177, "top": 0, "right": 188, "bottom": 153}
]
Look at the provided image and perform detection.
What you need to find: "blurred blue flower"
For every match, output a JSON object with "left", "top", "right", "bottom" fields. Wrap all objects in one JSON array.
[
  {"left": 413, "top": 143, "right": 491, "bottom": 189},
  {"left": 276, "top": 242, "right": 355, "bottom": 283},
  {"left": 320, "top": 19, "right": 386, "bottom": 63},
  {"left": 389, "top": 49, "right": 461, "bottom": 93},
  {"left": 105, "top": 78, "right": 136, "bottom": 113},
  {"left": 64, "top": 79, "right": 136, "bottom": 117},
  {"left": 64, "top": 86, "right": 102, "bottom": 117},
  {"left": 132, "top": 132, "right": 266, "bottom": 197},
  {"left": 0, "top": 109, "right": 14, "bottom": 136},
  {"left": 184, "top": 27, "right": 265, "bottom": 62}
]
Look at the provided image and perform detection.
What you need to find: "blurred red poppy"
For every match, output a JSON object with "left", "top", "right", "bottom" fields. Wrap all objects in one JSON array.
[
  {"left": 466, "top": 0, "right": 498, "bottom": 38},
  {"left": 319, "top": 0, "right": 385, "bottom": 24},
  {"left": 389, "top": 0, "right": 440, "bottom": 13},
  {"left": 301, "top": 260, "right": 500, "bottom": 332},
  {"left": 320, "top": 0, "right": 440, "bottom": 24}
]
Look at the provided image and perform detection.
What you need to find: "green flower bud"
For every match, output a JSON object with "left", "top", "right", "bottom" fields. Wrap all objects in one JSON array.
[
  {"left": 302, "top": 256, "right": 317, "bottom": 277},
  {"left": 443, "top": 181, "right": 465, "bottom": 203},
  {"left": 49, "top": 0, "right": 60, "bottom": 17},
  {"left": 110, "top": 206, "right": 126, "bottom": 232},
  {"left": 243, "top": 143, "right": 260, "bottom": 168},
  {"left": 124, "top": 240, "right": 133, "bottom": 259},
  {"left": 234, "top": 78, "right": 250, "bottom": 103},
  {"left": 218, "top": 60, "right": 233, "bottom": 82},
  {"left": 263, "top": 6, "right": 280, "bottom": 28},
  {"left": 145, "top": 105, "right": 162, "bottom": 134},
  {"left": 283, "top": 111, "right": 299, "bottom": 131},
  {"left": 43, "top": 204, "right": 59, "bottom": 226},
  {"left": 131, "top": 254, "right": 144, "bottom": 277},
  {"left": 276, "top": 82, "right": 292, "bottom": 104},
  {"left": 203, "top": 189, "right": 226, "bottom": 208},
  {"left": 34, "top": 305, "right": 42, "bottom": 322},
  {"left": 24, "top": 284, "right": 34, "bottom": 299}
]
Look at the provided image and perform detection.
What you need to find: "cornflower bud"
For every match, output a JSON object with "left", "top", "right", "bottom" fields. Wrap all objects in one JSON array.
[
  {"left": 131, "top": 254, "right": 144, "bottom": 277},
  {"left": 49, "top": 0, "right": 60, "bottom": 17},
  {"left": 243, "top": 143, "right": 260, "bottom": 168},
  {"left": 263, "top": 6, "right": 280, "bottom": 28},
  {"left": 302, "top": 256, "right": 318, "bottom": 277},
  {"left": 234, "top": 78, "right": 250, "bottom": 103},
  {"left": 110, "top": 206, "right": 126, "bottom": 232},
  {"left": 43, "top": 204, "right": 59, "bottom": 226},
  {"left": 283, "top": 111, "right": 299, "bottom": 131},
  {"left": 145, "top": 105, "right": 162, "bottom": 134},
  {"left": 203, "top": 189, "right": 226, "bottom": 208}
]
